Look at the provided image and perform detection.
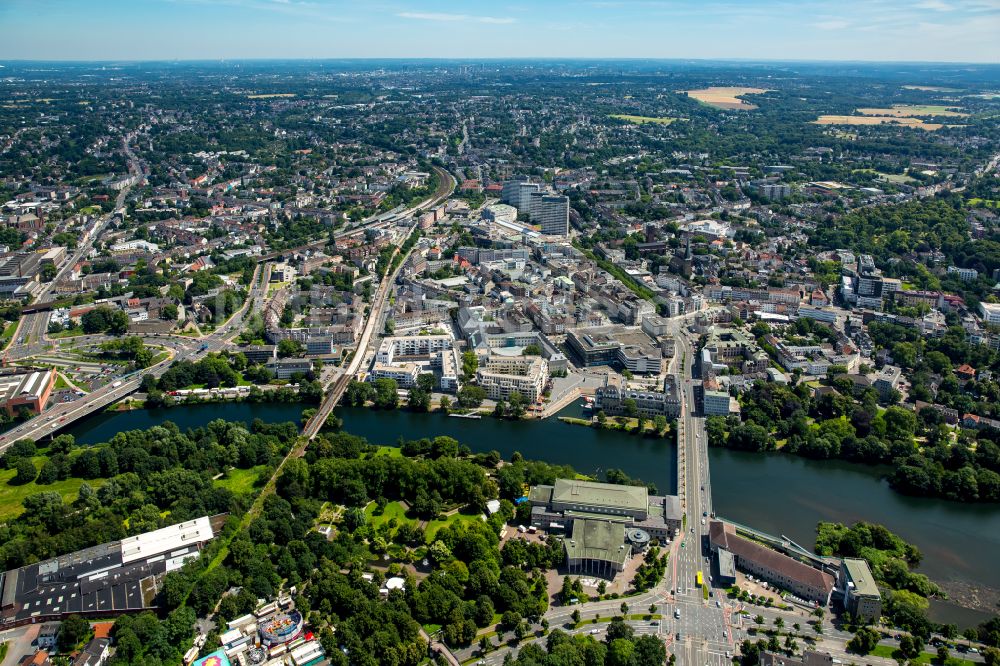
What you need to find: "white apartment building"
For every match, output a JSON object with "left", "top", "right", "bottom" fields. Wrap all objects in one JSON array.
[
  {"left": 476, "top": 355, "right": 548, "bottom": 402},
  {"left": 981, "top": 302, "right": 1000, "bottom": 326},
  {"left": 375, "top": 335, "right": 453, "bottom": 364},
  {"left": 371, "top": 362, "right": 420, "bottom": 388}
]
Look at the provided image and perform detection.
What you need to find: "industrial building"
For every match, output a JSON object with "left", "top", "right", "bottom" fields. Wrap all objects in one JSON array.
[
  {"left": 1, "top": 516, "right": 220, "bottom": 626},
  {"left": 0, "top": 368, "right": 56, "bottom": 416},
  {"left": 838, "top": 558, "right": 881, "bottom": 622}
]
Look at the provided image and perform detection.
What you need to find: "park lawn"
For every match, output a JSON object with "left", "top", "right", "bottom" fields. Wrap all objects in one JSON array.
[
  {"left": 969, "top": 198, "right": 1000, "bottom": 208},
  {"left": 49, "top": 326, "right": 86, "bottom": 339},
  {"left": 373, "top": 446, "right": 404, "bottom": 458},
  {"left": 424, "top": 511, "right": 484, "bottom": 543},
  {"left": 0, "top": 462, "right": 106, "bottom": 521},
  {"left": 870, "top": 645, "right": 976, "bottom": 666},
  {"left": 214, "top": 466, "right": 267, "bottom": 495},
  {"left": 365, "top": 500, "right": 417, "bottom": 530},
  {"left": 0, "top": 320, "right": 18, "bottom": 349}
]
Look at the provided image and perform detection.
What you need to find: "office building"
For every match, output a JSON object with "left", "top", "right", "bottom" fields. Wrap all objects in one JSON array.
[
  {"left": 708, "top": 521, "right": 834, "bottom": 604},
  {"left": 873, "top": 365, "right": 902, "bottom": 401},
  {"left": 838, "top": 558, "right": 881, "bottom": 622},
  {"left": 595, "top": 374, "right": 680, "bottom": 419},
  {"left": 567, "top": 326, "right": 663, "bottom": 374},
  {"left": 501, "top": 179, "right": 541, "bottom": 214},
  {"left": 529, "top": 193, "right": 570, "bottom": 236},
  {"left": 703, "top": 389, "right": 734, "bottom": 416}
]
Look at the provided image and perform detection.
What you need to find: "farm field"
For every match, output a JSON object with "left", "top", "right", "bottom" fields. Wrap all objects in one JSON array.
[
  {"left": 683, "top": 86, "right": 770, "bottom": 110},
  {"left": 610, "top": 114, "right": 676, "bottom": 125},
  {"left": 814, "top": 115, "right": 943, "bottom": 130},
  {"left": 857, "top": 104, "right": 968, "bottom": 117}
]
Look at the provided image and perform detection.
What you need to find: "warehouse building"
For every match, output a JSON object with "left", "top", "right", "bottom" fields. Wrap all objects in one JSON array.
[
  {"left": 1, "top": 516, "right": 221, "bottom": 625},
  {"left": 0, "top": 369, "right": 56, "bottom": 416}
]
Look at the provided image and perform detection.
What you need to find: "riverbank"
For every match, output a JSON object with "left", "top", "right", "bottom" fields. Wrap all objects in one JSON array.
[{"left": 58, "top": 401, "right": 1000, "bottom": 627}]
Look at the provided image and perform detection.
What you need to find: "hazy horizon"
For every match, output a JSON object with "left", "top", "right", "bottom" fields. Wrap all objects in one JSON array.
[{"left": 2, "top": 0, "right": 998, "bottom": 64}]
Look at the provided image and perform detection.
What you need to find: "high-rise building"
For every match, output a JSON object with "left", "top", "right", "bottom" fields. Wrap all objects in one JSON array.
[
  {"left": 501, "top": 178, "right": 541, "bottom": 215},
  {"left": 531, "top": 194, "right": 570, "bottom": 236}
]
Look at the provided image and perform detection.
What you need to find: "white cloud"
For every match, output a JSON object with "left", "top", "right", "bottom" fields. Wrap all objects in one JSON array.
[
  {"left": 813, "top": 19, "right": 851, "bottom": 29},
  {"left": 396, "top": 12, "right": 516, "bottom": 24},
  {"left": 915, "top": 0, "right": 955, "bottom": 10}
]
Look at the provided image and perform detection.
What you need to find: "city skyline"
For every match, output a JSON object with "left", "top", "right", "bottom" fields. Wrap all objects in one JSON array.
[{"left": 2, "top": 0, "right": 999, "bottom": 63}]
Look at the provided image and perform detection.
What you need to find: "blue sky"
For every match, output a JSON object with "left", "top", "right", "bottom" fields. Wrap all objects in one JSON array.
[{"left": 2, "top": 0, "right": 998, "bottom": 62}]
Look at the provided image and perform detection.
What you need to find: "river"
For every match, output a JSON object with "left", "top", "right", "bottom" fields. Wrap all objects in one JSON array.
[{"left": 64, "top": 401, "right": 1000, "bottom": 627}]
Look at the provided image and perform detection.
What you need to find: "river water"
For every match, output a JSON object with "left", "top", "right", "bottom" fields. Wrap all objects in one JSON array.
[{"left": 64, "top": 401, "right": 1000, "bottom": 627}]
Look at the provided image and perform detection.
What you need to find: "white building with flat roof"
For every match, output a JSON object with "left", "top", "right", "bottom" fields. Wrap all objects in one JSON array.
[
  {"left": 476, "top": 355, "right": 548, "bottom": 402},
  {"left": 981, "top": 302, "right": 1000, "bottom": 325}
]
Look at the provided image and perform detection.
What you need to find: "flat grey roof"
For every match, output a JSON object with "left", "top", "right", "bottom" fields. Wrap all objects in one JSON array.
[
  {"left": 565, "top": 519, "right": 629, "bottom": 567},
  {"left": 552, "top": 479, "right": 647, "bottom": 512},
  {"left": 843, "top": 558, "right": 880, "bottom": 598}
]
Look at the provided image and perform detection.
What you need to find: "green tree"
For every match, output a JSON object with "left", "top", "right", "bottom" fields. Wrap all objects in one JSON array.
[
  {"left": 277, "top": 339, "right": 305, "bottom": 358},
  {"left": 58, "top": 614, "right": 91, "bottom": 652},
  {"left": 12, "top": 458, "right": 37, "bottom": 485},
  {"left": 373, "top": 378, "right": 399, "bottom": 409}
]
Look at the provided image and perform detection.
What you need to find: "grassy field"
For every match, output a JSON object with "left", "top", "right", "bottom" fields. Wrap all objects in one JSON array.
[
  {"left": 683, "top": 87, "right": 770, "bottom": 110},
  {"left": 870, "top": 645, "right": 976, "bottom": 666},
  {"left": 425, "top": 511, "right": 484, "bottom": 542},
  {"left": 858, "top": 105, "right": 967, "bottom": 117},
  {"left": 49, "top": 326, "right": 86, "bottom": 339},
  {"left": 814, "top": 115, "right": 943, "bottom": 131},
  {"left": 854, "top": 168, "right": 918, "bottom": 184},
  {"left": 365, "top": 500, "right": 416, "bottom": 529},
  {"left": 213, "top": 465, "right": 268, "bottom": 495},
  {"left": 610, "top": 114, "right": 676, "bottom": 125},
  {"left": 0, "top": 320, "right": 18, "bottom": 349},
  {"left": 0, "top": 460, "right": 106, "bottom": 521},
  {"left": 969, "top": 198, "right": 1000, "bottom": 208}
]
